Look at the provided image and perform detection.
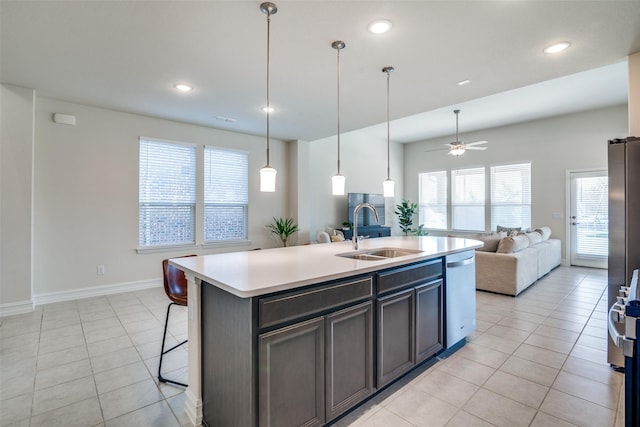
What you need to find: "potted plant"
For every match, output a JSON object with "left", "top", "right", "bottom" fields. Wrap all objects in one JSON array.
[
  {"left": 395, "top": 200, "right": 428, "bottom": 236},
  {"left": 266, "top": 217, "right": 299, "bottom": 247},
  {"left": 395, "top": 200, "right": 417, "bottom": 236},
  {"left": 341, "top": 221, "right": 352, "bottom": 230}
]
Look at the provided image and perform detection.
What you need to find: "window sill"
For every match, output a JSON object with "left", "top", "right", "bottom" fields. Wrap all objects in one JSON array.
[
  {"left": 137, "top": 240, "right": 253, "bottom": 254},
  {"left": 136, "top": 244, "right": 199, "bottom": 254},
  {"left": 202, "top": 240, "right": 252, "bottom": 249}
]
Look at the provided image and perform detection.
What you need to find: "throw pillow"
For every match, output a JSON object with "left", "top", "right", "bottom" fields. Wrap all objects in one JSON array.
[
  {"left": 475, "top": 231, "right": 507, "bottom": 252},
  {"left": 525, "top": 231, "right": 543, "bottom": 245},
  {"left": 497, "top": 225, "right": 522, "bottom": 235},
  {"left": 496, "top": 234, "right": 530, "bottom": 253},
  {"left": 534, "top": 226, "right": 552, "bottom": 240}
]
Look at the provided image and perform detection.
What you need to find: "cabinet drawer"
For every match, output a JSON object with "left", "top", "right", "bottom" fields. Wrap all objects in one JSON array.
[
  {"left": 377, "top": 259, "right": 442, "bottom": 295},
  {"left": 259, "top": 276, "right": 373, "bottom": 329}
]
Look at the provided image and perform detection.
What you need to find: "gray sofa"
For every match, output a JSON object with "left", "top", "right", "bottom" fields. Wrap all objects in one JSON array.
[{"left": 460, "top": 227, "right": 561, "bottom": 296}]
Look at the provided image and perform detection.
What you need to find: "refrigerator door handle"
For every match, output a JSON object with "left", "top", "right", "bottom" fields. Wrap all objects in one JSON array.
[{"left": 609, "top": 304, "right": 625, "bottom": 348}]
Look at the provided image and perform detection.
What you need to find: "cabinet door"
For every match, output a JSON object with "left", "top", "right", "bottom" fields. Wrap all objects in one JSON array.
[
  {"left": 415, "top": 279, "right": 443, "bottom": 364},
  {"left": 377, "top": 289, "right": 415, "bottom": 387},
  {"left": 326, "top": 301, "right": 373, "bottom": 421},
  {"left": 259, "top": 317, "right": 325, "bottom": 427}
]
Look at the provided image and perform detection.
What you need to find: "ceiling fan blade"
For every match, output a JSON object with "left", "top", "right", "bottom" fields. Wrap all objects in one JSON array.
[
  {"left": 466, "top": 146, "right": 488, "bottom": 150},
  {"left": 424, "top": 147, "right": 450, "bottom": 152},
  {"left": 466, "top": 140, "right": 488, "bottom": 147}
]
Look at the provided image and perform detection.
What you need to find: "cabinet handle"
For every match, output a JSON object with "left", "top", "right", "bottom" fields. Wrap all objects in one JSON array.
[{"left": 446, "top": 257, "right": 474, "bottom": 268}]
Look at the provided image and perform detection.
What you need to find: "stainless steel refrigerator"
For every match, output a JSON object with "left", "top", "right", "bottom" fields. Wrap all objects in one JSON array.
[{"left": 608, "top": 136, "right": 640, "bottom": 368}]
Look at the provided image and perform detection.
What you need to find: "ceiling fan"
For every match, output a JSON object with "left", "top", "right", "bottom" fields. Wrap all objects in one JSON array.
[{"left": 427, "top": 109, "right": 488, "bottom": 156}]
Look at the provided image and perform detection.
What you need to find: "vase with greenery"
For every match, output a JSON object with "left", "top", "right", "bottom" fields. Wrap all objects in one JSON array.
[{"left": 266, "top": 217, "right": 299, "bottom": 247}]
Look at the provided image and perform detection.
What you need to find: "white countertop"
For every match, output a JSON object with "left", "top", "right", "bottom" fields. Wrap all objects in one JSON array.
[{"left": 170, "top": 236, "right": 482, "bottom": 298}]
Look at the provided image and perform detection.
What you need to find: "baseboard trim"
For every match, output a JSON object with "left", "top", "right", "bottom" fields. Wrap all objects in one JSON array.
[
  {"left": 184, "top": 387, "right": 203, "bottom": 426},
  {"left": 0, "top": 300, "right": 35, "bottom": 317},
  {"left": 33, "top": 279, "right": 163, "bottom": 307}
]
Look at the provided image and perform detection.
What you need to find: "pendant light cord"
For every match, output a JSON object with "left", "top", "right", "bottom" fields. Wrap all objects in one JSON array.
[
  {"left": 336, "top": 45, "right": 341, "bottom": 175},
  {"left": 265, "top": 11, "right": 271, "bottom": 167},
  {"left": 386, "top": 69, "right": 391, "bottom": 180}
]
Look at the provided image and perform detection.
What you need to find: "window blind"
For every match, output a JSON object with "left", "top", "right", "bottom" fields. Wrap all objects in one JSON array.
[
  {"left": 452, "top": 167, "right": 485, "bottom": 231},
  {"left": 419, "top": 170, "right": 448, "bottom": 229},
  {"left": 139, "top": 138, "right": 196, "bottom": 247},
  {"left": 204, "top": 146, "right": 248, "bottom": 242},
  {"left": 491, "top": 163, "right": 531, "bottom": 230}
]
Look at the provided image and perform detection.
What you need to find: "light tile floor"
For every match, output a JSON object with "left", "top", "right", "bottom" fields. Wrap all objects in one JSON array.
[{"left": 0, "top": 266, "right": 625, "bottom": 427}]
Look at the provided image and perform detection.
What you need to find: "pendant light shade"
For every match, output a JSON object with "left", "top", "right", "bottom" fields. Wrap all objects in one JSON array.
[
  {"left": 260, "top": 2, "right": 277, "bottom": 192},
  {"left": 382, "top": 66, "right": 395, "bottom": 198},
  {"left": 331, "top": 40, "right": 346, "bottom": 195},
  {"left": 260, "top": 166, "right": 277, "bottom": 192}
]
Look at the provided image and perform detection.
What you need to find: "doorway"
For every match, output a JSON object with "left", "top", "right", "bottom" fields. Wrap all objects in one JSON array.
[{"left": 569, "top": 170, "right": 608, "bottom": 268}]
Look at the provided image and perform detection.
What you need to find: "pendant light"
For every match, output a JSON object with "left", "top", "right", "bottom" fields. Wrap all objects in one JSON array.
[
  {"left": 382, "top": 66, "right": 395, "bottom": 198},
  {"left": 331, "top": 40, "right": 346, "bottom": 196},
  {"left": 259, "top": 2, "right": 277, "bottom": 192}
]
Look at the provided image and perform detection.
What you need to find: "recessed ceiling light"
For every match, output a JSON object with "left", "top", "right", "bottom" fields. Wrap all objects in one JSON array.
[
  {"left": 368, "top": 20, "right": 392, "bottom": 34},
  {"left": 543, "top": 42, "right": 571, "bottom": 54},
  {"left": 174, "top": 83, "right": 193, "bottom": 92},
  {"left": 457, "top": 79, "right": 471, "bottom": 86},
  {"left": 263, "top": 106, "right": 275, "bottom": 113}
]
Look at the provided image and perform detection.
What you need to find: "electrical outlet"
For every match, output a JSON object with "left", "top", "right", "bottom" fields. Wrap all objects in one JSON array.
[{"left": 97, "top": 265, "right": 105, "bottom": 276}]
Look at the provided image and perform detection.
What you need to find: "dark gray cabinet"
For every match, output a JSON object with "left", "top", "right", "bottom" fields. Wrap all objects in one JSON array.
[
  {"left": 415, "top": 280, "right": 444, "bottom": 363},
  {"left": 377, "top": 289, "right": 415, "bottom": 387},
  {"left": 201, "top": 257, "right": 448, "bottom": 427},
  {"left": 259, "top": 317, "right": 325, "bottom": 427},
  {"left": 326, "top": 301, "right": 374, "bottom": 420},
  {"left": 258, "top": 277, "right": 374, "bottom": 427},
  {"left": 376, "top": 261, "right": 444, "bottom": 388}
]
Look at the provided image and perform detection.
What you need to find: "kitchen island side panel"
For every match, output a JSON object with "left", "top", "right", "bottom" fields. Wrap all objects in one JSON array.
[{"left": 201, "top": 281, "right": 258, "bottom": 427}]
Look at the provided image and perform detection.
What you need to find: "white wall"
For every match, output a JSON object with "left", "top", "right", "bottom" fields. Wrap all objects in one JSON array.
[
  {"left": 308, "top": 129, "right": 404, "bottom": 239},
  {"left": 629, "top": 52, "right": 640, "bottom": 136},
  {"left": 31, "top": 96, "right": 287, "bottom": 300},
  {"left": 403, "top": 104, "right": 629, "bottom": 258},
  {"left": 1, "top": 84, "right": 35, "bottom": 312}
]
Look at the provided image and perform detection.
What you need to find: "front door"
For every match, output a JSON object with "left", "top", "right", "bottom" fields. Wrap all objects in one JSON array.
[{"left": 569, "top": 170, "right": 608, "bottom": 268}]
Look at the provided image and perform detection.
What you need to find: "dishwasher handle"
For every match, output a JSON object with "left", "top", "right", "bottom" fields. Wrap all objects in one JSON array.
[{"left": 446, "top": 257, "right": 474, "bottom": 269}]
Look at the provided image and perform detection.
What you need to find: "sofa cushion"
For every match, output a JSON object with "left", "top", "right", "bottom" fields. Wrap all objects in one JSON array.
[
  {"left": 525, "top": 231, "right": 543, "bottom": 245},
  {"left": 496, "top": 234, "right": 530, "bottom": 253},
  {"left": 535, "top": 226, "right": 552, "bottom": 240}
]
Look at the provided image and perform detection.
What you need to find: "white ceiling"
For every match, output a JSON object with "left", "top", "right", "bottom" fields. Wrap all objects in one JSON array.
[{"left": 2, "top": 1, "right": 639, "bottom": 143}]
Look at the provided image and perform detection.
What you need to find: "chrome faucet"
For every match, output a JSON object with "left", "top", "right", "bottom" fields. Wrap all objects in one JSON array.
[{"left": 352, "top": 203, "right": 380, "bottom": 250}]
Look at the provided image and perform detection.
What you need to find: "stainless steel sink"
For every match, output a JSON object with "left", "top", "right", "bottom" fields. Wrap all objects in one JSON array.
[{"left": 337, "top": 247, "right": 423, "bottom": 261}]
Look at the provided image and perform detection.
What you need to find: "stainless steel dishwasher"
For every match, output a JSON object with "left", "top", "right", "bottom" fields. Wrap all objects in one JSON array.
[{"left": 444, "top": 250, "right": 477, "bottom": 349}]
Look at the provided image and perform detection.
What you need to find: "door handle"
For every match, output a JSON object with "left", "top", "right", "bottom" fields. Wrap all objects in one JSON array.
[{"left": 571, "top": 222, "right": 580, "bottom": 225}]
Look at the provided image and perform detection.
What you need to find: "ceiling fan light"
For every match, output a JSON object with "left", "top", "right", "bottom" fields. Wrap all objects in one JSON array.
[{"left": 449, "top": 147, "right": 466, "bottom": 156}]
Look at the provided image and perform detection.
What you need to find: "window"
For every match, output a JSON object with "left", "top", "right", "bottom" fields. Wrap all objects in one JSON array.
[
  {"left": 418, "top": 162, "right": 531, "bottom": 232},
  {"left": 452, "top": 167, "right": 485, "bottom": 231},
  {"left": 419, "top": 170, "right": 447, "bottom": 229},
  {"left": 204, "top": 147, "right": 248, "bottom": 242},
  {"left": 139, "top": 138, "right": 196, "bottom": 247},
  {"left": 491, "top": 163, "right": 531, "bottom": 230}
]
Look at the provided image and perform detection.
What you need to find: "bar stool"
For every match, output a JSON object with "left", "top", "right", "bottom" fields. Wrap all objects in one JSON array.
[{"left": 159, "top": 255, "right": 196, "bottom": 387}]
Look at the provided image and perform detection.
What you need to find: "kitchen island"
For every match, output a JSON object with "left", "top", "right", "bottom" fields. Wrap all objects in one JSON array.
[{"left": 170, "top": 236, "right": 482, "bottom": 427}]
